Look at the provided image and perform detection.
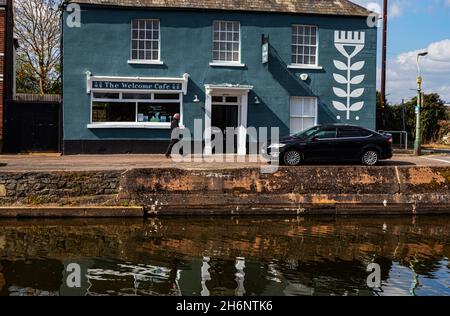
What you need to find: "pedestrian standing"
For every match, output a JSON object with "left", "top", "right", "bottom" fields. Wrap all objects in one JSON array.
[{"left": 165, "top": 113, "right": 181, "bottom": 158}]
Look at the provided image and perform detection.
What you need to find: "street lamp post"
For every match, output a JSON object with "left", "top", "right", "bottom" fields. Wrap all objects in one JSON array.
[{"left": 414, "top": 52, "right": 428, "bottom": 156}]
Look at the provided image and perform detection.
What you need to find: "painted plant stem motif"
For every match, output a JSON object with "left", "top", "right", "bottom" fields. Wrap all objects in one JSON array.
[{"left": 333, "top": 31, "right": 366, "bottom": 121}]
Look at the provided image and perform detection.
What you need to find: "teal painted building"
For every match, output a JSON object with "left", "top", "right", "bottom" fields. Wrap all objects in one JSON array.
[{"left": 62, "top": 0, "right": 377, "bottom": 154}]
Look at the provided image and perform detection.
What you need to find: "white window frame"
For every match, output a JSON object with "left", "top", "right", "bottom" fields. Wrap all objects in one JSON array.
[
  {"left": 210, "top": 20, "right": 245, "bottom": 67},
  {"left": 128, "top": 19, "right": 163, "bottom": 65},
  {"left": 289, "top": 25, "right": 321, "bottom": 70},
  {"left": 88, "top": 91, "right": 183, "bottom": 129},
  {"left": 290, "top": 96, "right": 318, "bottom": 135}
]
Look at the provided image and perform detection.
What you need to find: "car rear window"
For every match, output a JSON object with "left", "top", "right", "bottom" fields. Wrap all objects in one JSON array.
[
  {"left": 339, "top": 128, "right": 362, "bottom": 138},
  {"left": 338, "top": 128, "right": 373, "bottom": 138},
  {"left": 359, "top": 129, "right": 373, "bottom": 137}
]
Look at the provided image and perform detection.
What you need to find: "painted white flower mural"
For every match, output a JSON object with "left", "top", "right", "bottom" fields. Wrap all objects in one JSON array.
[{"left": 333, "top": 31, "right": 366, "bottom": 121}]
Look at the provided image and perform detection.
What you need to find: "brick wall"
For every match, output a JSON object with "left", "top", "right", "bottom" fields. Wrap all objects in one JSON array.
[{"left": 0, "top": 9, "right": 5, "bottom": 141}]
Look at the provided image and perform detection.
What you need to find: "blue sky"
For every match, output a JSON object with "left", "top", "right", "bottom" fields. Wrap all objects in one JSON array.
[{"left": 352, "top": 0, "right": 450, "bottom": 103}]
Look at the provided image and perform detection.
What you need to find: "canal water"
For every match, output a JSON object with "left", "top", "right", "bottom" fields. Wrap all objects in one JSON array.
[{"left": 0, "top": 216, "right": 449, "bottom": 296}]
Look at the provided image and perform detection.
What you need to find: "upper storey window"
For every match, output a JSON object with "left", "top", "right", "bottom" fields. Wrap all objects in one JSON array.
[
  {"left": 212, "top": 21, "right": 241, "bottom": 64},
  {"left": 291, "top": 25, "right": 318, "bottom": 66},
  {"left": 131, "top": 19, "right": 160, "bottom": 62}
]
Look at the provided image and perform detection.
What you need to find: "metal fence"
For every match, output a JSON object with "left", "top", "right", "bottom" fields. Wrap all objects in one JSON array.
[{"left": 379, "top": 131, "right": 408, "bottom": 150}]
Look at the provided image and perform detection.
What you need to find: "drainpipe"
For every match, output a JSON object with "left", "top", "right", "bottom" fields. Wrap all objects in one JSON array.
[
  {"left": 380, "top": 0, "right": 388, "bottom": 130},
  {"left": 59, "top": 2, "right": 65, "bottom": 154}
]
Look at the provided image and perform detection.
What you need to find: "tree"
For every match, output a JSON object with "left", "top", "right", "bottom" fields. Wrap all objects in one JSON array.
[
  {"left": 15, "top": 52, "right": 40, "bottom": 94},
  {"left": 377, "top": 93, "right": 447, "bottom": 143},
  {"left": 376, "top": 91, "right": 384, "bottom": 131},
  {"left": 14, "top": 0, "right": 62, "bottom": 94},
  {"left": 413, "top": 93, "right": 446, "bottom": 142}
]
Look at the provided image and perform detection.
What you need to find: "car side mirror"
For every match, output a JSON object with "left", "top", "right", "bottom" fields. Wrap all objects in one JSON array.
[{"left": 310, "top": 136, "right": 318, "bottom": 142}]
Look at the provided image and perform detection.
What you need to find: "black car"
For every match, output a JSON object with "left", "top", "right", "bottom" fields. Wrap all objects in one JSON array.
[{"left": 266, "top": 124, "right": 393, "bottom": 166}]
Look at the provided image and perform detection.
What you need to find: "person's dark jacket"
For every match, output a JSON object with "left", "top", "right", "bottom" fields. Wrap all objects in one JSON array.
[{"left": 170, "top": 118, "right": 180, "bottom": 140}]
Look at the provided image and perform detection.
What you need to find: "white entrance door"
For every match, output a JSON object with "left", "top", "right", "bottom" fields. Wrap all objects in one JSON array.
[
  {"left": 204, "top": 84, "right": 253, "bottom": 155},
  {"left": 211, "top": 96, "right": 240, "bottom": 153}
]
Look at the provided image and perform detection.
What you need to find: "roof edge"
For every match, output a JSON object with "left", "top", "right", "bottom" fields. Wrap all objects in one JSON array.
[{"left": 66, "top": 1, "right": 371, "bottom": 17}]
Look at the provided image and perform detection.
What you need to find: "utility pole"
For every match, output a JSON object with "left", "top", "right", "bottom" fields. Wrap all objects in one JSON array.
[
  {"left": 400, "top": 99, "right": 405, "bottom": 149},
  {"left": 402, "top": 99, "right": 406, "bottom": 132},
  {"left": 414, "top": 52, "right": 428, "bottom": 156},
  {"left": 380, "top": 0, "right": 388, "bottom": 130}
]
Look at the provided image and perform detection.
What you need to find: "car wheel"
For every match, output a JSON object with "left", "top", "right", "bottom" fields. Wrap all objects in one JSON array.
[
  {"left": 361, "top": 150, "right": 379, "bottom": 166},
  {"left": 283, "top": 150, "right": 302, "bottom": 166}
]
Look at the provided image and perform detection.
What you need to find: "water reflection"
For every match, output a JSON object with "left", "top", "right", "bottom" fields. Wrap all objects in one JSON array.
[
  {"left": 235, "top": 257, "right": 246, "bottom": 296},
  {"left": 0, "top": 216, "right": 449, "bottom": 296},
  {"left": 200, "top": 257, "right": 210, "bottom": 296}
]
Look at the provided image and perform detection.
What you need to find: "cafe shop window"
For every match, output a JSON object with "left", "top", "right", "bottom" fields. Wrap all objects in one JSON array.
[
  {"left": 90, "top": 92, "right": 182, "bottom": 127},
  {"left": 130, "top": 19, "right": 160, "bottom": 62}
]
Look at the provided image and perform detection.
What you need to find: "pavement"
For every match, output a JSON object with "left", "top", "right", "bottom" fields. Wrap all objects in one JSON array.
[{"left": 0, "top": 153, "right": 449, "bottom": 172}]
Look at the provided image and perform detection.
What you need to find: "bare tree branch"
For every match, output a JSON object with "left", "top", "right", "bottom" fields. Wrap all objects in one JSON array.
[{"left": 14, "top": 0, "right": 62, "bottom": 94}]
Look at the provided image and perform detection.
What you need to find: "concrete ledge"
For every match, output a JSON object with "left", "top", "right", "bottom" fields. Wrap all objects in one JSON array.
[
  {"left": 121, "top": 166, "right": 450, "bottom": 195},
  {"left": 138, "top": 193, "right": 450, "bottom": 215},
  {"left": 0, "top": 207, "right": 144, "bottom": 218},
  {"left": 121, "top": 166, "right": 450, "bottom": 215}
]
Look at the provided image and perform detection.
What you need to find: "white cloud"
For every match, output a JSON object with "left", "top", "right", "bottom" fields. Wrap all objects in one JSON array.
[
  {"left": 428, "top": 39, "right": 450, "bottom": 61},
  {"left": 384, "top": 39, "right": 450, "bottom": 103},
  {"left": 395, "top": 40, "right": 450, "bottom": 72},
  {"left": 366, "top": 2, "right": 382, "bottom": 14},
  {"left": 349, "top": 1, "right": 450, "bottom": 102},
  {"left": 351, "top": 0, "right": 407, "bottom": 18},
  {"left": 351, "top": 0, "right": 381, "bottom": 12},
  {"left": 389, "top": 3, "right": 403, "bottom": 17}
]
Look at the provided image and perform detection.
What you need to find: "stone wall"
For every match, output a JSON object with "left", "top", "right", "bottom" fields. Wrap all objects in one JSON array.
[
  {"left": 121, "top": 166, "right": 450, "bottom": 196},
  {"left": 120, "top": 166, "right": 450, "bottom": 215},
  {"left": 0, "top": 8, "right": 5, "bottom": 143},
  {"left": 0, "top": 166, "right": 449, "bottom": 214},
  {"left": 0, "top": 171, "right": 122, "bottom": 205}
]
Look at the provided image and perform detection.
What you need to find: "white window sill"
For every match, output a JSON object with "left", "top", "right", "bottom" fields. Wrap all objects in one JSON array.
[
  {"left": 209, "top": 62, "right": 246, "bottom": 68},
  {"left": 128, "top": 60, "right": 165, "bottom": 65},
  {"left": 87, "top": 122, "right": 175, "bottom": 129},
  {"left": 288, "top": 64, "right": 323, "bottom": 70}
]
